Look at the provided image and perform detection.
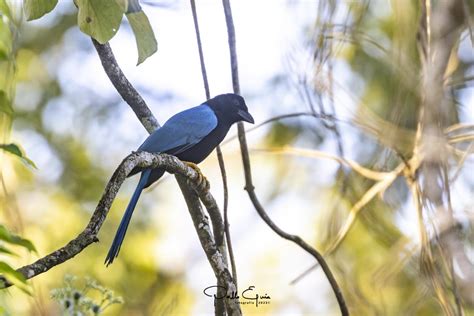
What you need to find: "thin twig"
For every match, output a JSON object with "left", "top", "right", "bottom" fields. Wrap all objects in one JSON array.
[
  {"left": 222, "top": 111, "right": 341, "bottom": 146},
  {"left": 215, "top": 147, "right": 237, "bottom": 288},
  {"left": 188, "top": 2, "right": 225, "bottom": 314},
  {"left": 189, "top": 1, "right": 237, "bottom": 313},
  {"left": 221, "top": 0, "right": 348, "bottom": 315},
  {"left": 190, "top": 0, "right": 210, "bottom": 98}
]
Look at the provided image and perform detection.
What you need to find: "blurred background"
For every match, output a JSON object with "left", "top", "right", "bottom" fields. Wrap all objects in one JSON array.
[{"left": 0, "top": 0, "right": 473, "bottom": 315}]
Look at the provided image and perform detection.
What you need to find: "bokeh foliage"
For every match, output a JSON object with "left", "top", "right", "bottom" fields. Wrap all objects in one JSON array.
[{"left": 272, "top": 1, "right": 473, "bottom": 314}]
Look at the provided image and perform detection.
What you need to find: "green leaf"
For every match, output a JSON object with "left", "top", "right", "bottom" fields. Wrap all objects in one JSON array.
[
  {"left": 0, "top": 18, "right": 12, "bottom": 61},
  {"left": 76, "top": 0, "right": 123, "bottom": 44},
  {"left": 0, "top": 142, "right": 38, "bottom": 169},
  {"left": 0, "top": 90, "right": 13, "bottom": 115},
  {"left": 126, "top": 10, "right": 157, "bottom": 65},
  {"left": 0, "top": 143, "right": 37, "bottom": 169},
  {"left": 21, "top": 156, "right": 38, "bottom": 169},
  {"left": 23, "top": 0, "right": 58, "bottom": 21},
  {"left": 0, "top": 245, "right": 17, "bottom": 256},
  {"left": 0, "top": 143, "right": 21, "bottom": 156},
  {"left": 0, "top": 225, "right": 37, "bottom": 253},
  {"left": 0, "top": 0, "right": 12, "bottom": 19}
]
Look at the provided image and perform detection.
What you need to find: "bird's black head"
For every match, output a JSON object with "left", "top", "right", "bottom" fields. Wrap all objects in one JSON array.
[{"left": 206, "top": 93, "right": 254, "bottom": 125}]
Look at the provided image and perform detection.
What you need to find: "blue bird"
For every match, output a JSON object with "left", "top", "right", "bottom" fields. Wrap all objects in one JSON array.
[{"left": 105, "top": 93, "right": 254, "bottom": 266}]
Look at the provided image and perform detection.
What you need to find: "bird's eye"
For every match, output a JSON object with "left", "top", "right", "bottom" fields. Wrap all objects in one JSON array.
[{"left": 232, "top": 99, "right": 240, "bottom": 106}]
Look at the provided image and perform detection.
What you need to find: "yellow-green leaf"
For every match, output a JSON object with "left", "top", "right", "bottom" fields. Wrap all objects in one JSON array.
[
  {"left": 0, "top": 226, "right": 36, "bottom": 254},
  {"left": 0, "top": 90, "right": 13, "bottom": 115},
  {"left": 0, "top": 262, "right": 30, "bottom": 294},
  {"left": 0, "top": 0, "right": 12, "bottom": 19},
  {"left": 23, "top": 0, "right": 58, "bottom": 21},
  {"left": 126, "top": 10, "right": 157, "bottom": 65},
  {"left": 0, "top": 245, "right": 16, "bottom": 256},
  {"left": 115, "top": 0, "right": 128, "bottom": 13},
  {"left": 0, "top": 262, "right": 25, "bottom": 283},
  {"left": 0, "top": 225, "right": 37, "bottom": 253},
  {"left": 76, "top": 0, "right": 123, "bottom": 44},
  {"left": 0, "top": 18, "right": 12, "bottom": 60}
]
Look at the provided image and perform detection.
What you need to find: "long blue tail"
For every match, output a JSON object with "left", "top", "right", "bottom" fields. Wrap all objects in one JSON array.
[{"left": 105, "top": 169, "right": 151, "bottom": 266}]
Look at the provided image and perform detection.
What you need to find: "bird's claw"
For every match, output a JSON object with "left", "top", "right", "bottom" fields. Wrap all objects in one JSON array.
[{"left": 184, "top": 162, "right": 210, "bottom": 192}]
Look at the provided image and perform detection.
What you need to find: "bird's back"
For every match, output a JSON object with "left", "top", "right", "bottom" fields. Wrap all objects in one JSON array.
[
  {"left": 139, "top": 104, "right": 218, "bottom": 154},
  {"left": 128, "top": 104, "right": 218, "bottom": 184}
]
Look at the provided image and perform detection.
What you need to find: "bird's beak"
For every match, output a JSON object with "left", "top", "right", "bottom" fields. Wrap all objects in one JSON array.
[{"left": 238, "top": 110, "right": 254, "bottom": 124}]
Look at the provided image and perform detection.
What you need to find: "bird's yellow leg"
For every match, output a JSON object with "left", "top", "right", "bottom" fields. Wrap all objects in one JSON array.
[{"left": 183, "top": 161, "right": 210, "bottom": 191}]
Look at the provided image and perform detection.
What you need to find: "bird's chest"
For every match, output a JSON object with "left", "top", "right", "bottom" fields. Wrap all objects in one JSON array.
[{"left": 177, "top": 123, "right": 230, "bottom": 163}]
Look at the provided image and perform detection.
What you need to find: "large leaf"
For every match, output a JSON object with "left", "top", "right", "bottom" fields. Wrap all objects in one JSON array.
[
  {"left": 115, "top": 0, "right": 128, "bottom": 13},
  {"left": 0, "top": 90, "right": 13, "bottom": 115},
  {"left": 0, "top": 143, "right": 37, "bottom": 169},
  {"left": 23, "top": 0, "right": 58, "bottom": 21},
  {"left": 76, "top": 0, "right": 123, "bottom": 44},
  {"left": 0, "top": 225, "right": 37, "bottom": 253},
  {"left": 126, "top": 10, "right": 157, "bottom": 65}
]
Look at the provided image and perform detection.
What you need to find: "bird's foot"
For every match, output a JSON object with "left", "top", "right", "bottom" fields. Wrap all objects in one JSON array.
[{"left": 184, "top": 162, "right": 210, "bottom": 192}]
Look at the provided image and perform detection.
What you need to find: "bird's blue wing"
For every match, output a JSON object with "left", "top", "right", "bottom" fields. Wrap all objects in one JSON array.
[{"left": 138, "top": 104, "right": 217, "bottom": 154}]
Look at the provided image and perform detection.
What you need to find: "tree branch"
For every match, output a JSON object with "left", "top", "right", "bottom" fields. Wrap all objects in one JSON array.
[
  {"left": 1, "top": 152, "right": 228, "bottom": 287},
  {"left": 176, "top": 176, "right": 240, "bottom": 315},
  {"left": 93, "top": 37, "right": 239, "bottom": 315},
  {"left": 1, "top": 38, "right": 240, "bottom": 316},
  {"left": 221, "top": 0, "right": 349, "bottom": 315},
  {"left": 190, "top": 0, "right": 238, "bottom": 299},
  {"left": 91, "top": 39, "right": 160, "bottom": 133}
]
